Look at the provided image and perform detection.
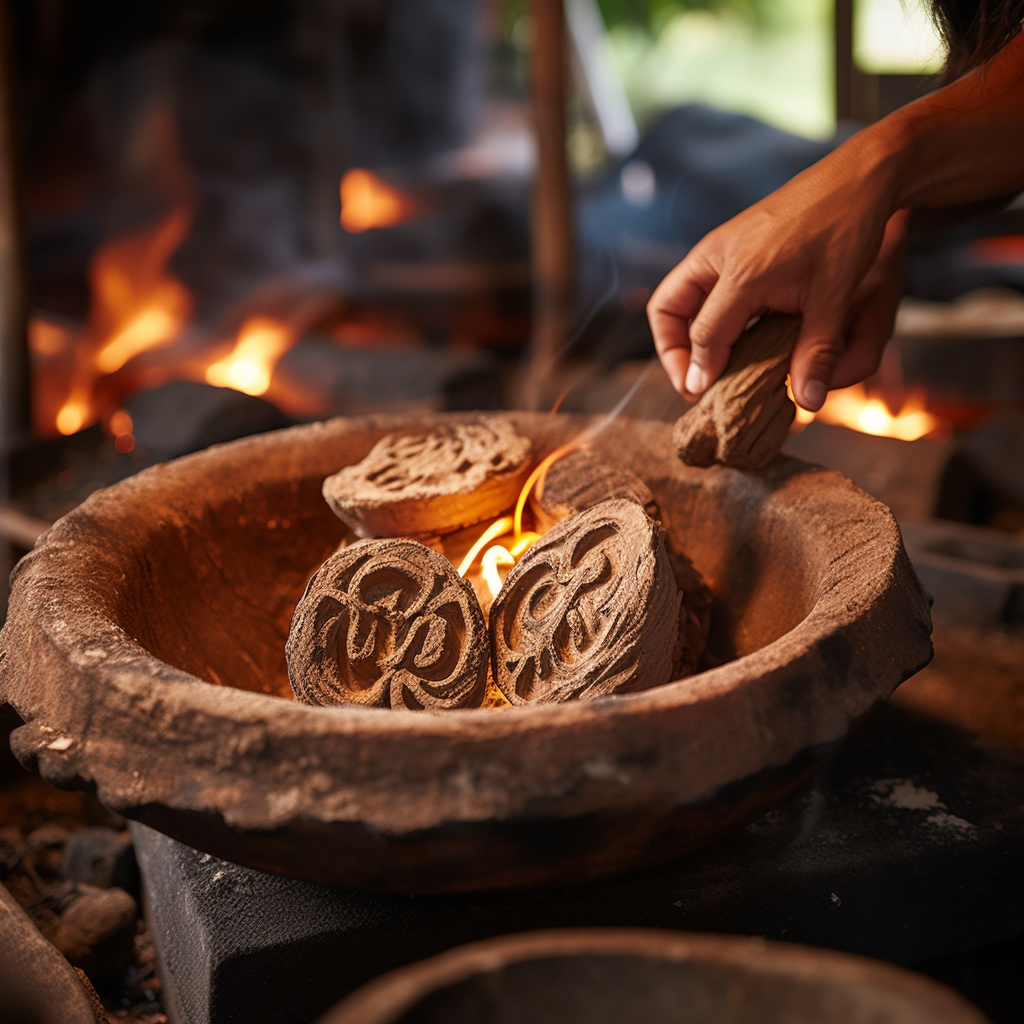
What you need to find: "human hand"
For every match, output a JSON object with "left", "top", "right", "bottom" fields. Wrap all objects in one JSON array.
[{"left": 647, "top": 145, "right": 904, "bottom": 411}]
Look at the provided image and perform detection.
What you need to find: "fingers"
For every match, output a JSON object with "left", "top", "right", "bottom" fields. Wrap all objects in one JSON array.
[
  {"left": 648, "top": 274, "right": 706, "bottom": 394},
  {"left": 835, "top": 301, "right": 892, "bottom": 389},
  {"left": 648, "top": 253, "right": 765, "bottom": 397},
  {"left": 683, "top": 285, "right": 762, "bottom": 394}
]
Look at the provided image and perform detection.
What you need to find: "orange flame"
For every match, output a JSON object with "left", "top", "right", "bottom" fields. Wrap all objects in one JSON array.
[
  {"left": 205, "top": 316, "right": 294, "bottom": 396},
  {"left": 459, "top": 437, "right": 587, "bottom": 600},
  {"left": 90, "top": 208, "right": 193, "bottom": 374},
  {"left": 340, "top": 169, "right": 419, "bottom": 233},
  {"left": 810, "top": 384, "right": 950, "bottom": 442},
  {"left": 43, "top": 108, "right": 195, "bottom": 438}
]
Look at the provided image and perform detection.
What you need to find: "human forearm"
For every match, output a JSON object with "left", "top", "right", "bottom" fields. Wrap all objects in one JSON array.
[{"left": 883, "top": 28, "right": 1024, "bottom": 210}]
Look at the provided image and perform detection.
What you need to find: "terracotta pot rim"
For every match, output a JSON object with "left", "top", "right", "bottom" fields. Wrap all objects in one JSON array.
[
  {"left": 14, "top": 413, "right": 908, "bottom": 734},
  {"left": 0, "top": 413, "right": 933, "bottom": 886},
  {"left": 321, "top": 927, "right": 987, "bottom": 1024}
]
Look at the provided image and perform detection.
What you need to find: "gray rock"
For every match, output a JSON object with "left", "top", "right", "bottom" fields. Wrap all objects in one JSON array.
[
  {"left": 52, "top": 884, "right": 137, "bottom": 982},
  {"left": 60, "top": 826, "right": 136, "bottom": 891}
]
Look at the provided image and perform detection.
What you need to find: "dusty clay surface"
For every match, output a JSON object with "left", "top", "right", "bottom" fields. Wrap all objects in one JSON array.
[
  {"left": 323, "top": 418, "right": 531, "bottom": 538},
  {"left": 529, "top": 448, "right": 658, "bottom": 532},
  {"left": 674, "top": 313, "right": 801, "bottom": 471},
  {"left": 489, "top": 499, "right": 679, "bottom": 705},
  {"left": 0, "top": 412, "right": 933, "bottom": 892},
  {"left": 322, "top": 930, "right": 988, "bottom": 1024},
  {"left": 286, "top": 538, "right": 488, "bottom": 711}
]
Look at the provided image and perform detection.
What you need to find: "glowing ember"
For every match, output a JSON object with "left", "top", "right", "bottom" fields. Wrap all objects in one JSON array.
[
  {"left": 205, "top": 316, "right": 294, "bottom": 397},
  {"left": 55, "top": 389, "right": 91, "bottom": 437},
  {"left": 340, "top": 169, "right": 419, "bottom": 233}
]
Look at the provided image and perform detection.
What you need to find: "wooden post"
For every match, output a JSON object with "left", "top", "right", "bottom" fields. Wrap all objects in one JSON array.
[
  {"left": 0, "top": 0, "right": 29, "bottom": 619},
  {"left": 525, "top": 0, "right": 573, "bottom": 406},
  {"left": 834, "top": 0, "right": 878, "bottom": 124}
]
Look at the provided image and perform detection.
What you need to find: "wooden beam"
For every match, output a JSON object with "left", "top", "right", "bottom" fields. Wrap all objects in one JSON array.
[{"left": 525, "top": 0, "right": 574, "bottom": 404}]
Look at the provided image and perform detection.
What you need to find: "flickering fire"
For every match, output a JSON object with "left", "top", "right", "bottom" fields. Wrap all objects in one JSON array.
[
  {"left": 340, "top": 169, "right": 419, "bottom": 233},
  {"left": 45, "top": 204, "right": 194, "bottom": 437},
  {"left": 90, "top": 208, "right": 193, "bottom": 374},
  {"left": 808, "top": 384, "right": 950, "bottom": 442},
  {"left": 459, "top": 441, "right": 582, "bottom": 600},
  {"left": 205, "top": 316, "right": 295, "bottom": 397}
]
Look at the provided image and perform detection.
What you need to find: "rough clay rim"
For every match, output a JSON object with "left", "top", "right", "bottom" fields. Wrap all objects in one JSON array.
[
  {"left": 321, "top": 928, "right": 988, "bottom": 1024},
  {"left": 0, "top": 413, "right": 933, "bottom": 836}
]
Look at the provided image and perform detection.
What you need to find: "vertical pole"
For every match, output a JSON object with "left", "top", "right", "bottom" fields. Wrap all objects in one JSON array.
[
  {"left": 834, "top": 0, "right": 878, "bottom": 124},
  {"left": 834, "top": 0, "right": 853, "bottom": 122},
  {"left": 0, "top": 0, "right": 29, "bottom": 619},
  {"left": 525, "top": 0, "right": 573, "bottom": 407}
]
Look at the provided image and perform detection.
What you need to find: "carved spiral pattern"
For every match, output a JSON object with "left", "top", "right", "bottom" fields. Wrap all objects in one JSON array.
[
  {"left": 489, "top": 498, "right": 680, "bottom": 705},
  {"left": 323, "top": 419, "right": 532, "bottom": 538},
  {"left": 286, "top": 539, "right": 488, "bottom": 710}
]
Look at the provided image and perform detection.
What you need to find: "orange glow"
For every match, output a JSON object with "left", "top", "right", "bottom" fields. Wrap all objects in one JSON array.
[
  {"left": 458, "top": 437, "right": 586, "bottom": 600},
  {"left": 340, "top": 169, "right": 419, "bottom": 233},
  {"left": 205, "top": 316, "right": 295, "bottom": 396},
  {"left": 815, "top": 384, "right": 950, "bottom": 442},
  {"left": 458, "top": 516, "right": 514, "bottom": 577},
  {"left": 31, "top": 108, "right": 195, "bottom": 437},
  {"left": 109, "top": 409, "right": 134, "bottom": 436},
  {"left": 514, "top": 441, "right": 583, "bottom": 536},
  {"left": 55, "top": 389, "right": 91, "bottom": 436},
  {"left": 971, "top": 235, "right": 1024, "bottom": 265},
  {"left": 481, "top": 545, "right": 515, "bottom": 599},
  {"left": 91, "top": 207, "right": 193, "bottom": 374},
  {"left": 29, "top": 318, "right": 73, "bottom": 356}
]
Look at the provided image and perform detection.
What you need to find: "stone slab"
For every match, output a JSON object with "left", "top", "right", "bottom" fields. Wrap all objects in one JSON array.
[{"left": 134, "top": 703, "right": 1024, "bottom": 1024}]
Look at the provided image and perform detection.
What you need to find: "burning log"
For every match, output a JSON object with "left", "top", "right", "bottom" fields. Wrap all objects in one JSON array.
[
  {"left": 674, "top": 314, "right": 801, "bottom": 471},
  {"left": 528, "top": 447, "right": 659, "bottom": 532},
  {"left": 488, "top": 498, "right": 681, "bottom": 705},
  {"left": 323, "top": 419, "right": 532, "bottom": 538},
  {"left": 286, "top": 538, "right": 488, "bottom": 711}
]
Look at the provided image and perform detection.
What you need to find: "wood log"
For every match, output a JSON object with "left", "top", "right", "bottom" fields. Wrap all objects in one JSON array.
[
  {"left": 489, "top": 498, "right": 680, "bottom": 705},
  {"left": 529, "top": 447, "right": 658, "bottom": 532},
  {"left": 673, "top": 313, "right": 801, "bottom": 471},
  {"left": 286, "top": 539, "right": 488, "bottom": 710},
  {"left": 323, "top": 418, "right": 532, "bottom": 538}
]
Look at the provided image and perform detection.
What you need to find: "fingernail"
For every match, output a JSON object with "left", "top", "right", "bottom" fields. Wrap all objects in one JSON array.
[
  {"left": 801, "top": 380, "right": 827, "bottom": 412},
  {"left": 685, "top": 363, "right": 707, "bottom": 394}
]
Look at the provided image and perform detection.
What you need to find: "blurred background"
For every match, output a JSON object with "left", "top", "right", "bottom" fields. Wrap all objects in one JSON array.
[
  {"left": 1, "top": 0, "right": 1022, "bottom": 619},
  {"left": 1, "top": 5, "right": 1023, "bottom": 1023}
]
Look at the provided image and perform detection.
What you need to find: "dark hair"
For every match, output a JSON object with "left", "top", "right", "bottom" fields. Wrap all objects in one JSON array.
[{"left": 930, "top": 0, "right": 1024, "bottom": 79}]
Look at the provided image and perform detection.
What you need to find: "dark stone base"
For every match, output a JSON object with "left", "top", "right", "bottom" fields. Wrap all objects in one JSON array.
[{"left": 134, "top": 704, "right": 1024, "bottom": 1024}]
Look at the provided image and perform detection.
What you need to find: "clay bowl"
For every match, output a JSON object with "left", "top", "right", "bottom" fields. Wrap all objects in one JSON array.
[
  {"left": 322, "top": 929, "right": 985, "bottom": 1024},
  {"left": 0, "top": 412, "right": 932, "bottom": 892},
  {"left": 321, "top": 929, "right": 986, "bottom": 1024}
]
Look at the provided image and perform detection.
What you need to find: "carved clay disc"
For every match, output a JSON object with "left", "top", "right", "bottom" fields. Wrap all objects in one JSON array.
[
  {"left": 286, "top": 539, "right": 488, "bottom": 710},
  {"left": 665, "top": 539, "right": 712, "bottom": 677},
  {"left": 489, "top": 498, "right": 681, "bottom": 705},
  {"left": 323, "top": 419, "right": 532, "bottom": 538},
  {"left": 529, "top": 448, "right": 659, "bottom": 532}
]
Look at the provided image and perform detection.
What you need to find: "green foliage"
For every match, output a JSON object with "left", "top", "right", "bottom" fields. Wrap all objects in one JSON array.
[{"left": 594, "top": 0, "right": 815, "bottom": 32}]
